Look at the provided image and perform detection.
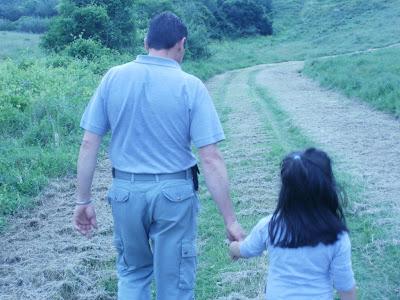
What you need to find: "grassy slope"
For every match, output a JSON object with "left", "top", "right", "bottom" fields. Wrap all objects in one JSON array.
[
  {"left": 0, "top": 31, "right": 42, "bottom": 60},
  {"left": 304, "top": 47, "right": 400, "bottom": 117},
  {"left": 186, "top": 0, "right": 400, "bottom": 80}
]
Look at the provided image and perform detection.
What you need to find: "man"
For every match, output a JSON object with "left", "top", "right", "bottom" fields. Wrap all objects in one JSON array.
[{"left": 73, "top": 12, "right": 245, "bottom": 299}]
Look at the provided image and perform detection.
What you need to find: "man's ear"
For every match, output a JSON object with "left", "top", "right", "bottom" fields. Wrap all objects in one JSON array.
[
  {"left": 178, "top": 37, "right": 186, "bottom": 50},
  {"left": 144, "top": 37, "right": 149, "bottom": 51}
]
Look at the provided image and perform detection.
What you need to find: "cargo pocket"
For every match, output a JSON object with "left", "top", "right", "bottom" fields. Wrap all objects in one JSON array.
[
  {"left": 113, "top": 237, "right": 128, "bottom": 272},
  {"left": 162, "top": 184, "right": 194, "bottom": 202},
  {"left": 179, "top": 239, "right": 197, "bottom": 290}
]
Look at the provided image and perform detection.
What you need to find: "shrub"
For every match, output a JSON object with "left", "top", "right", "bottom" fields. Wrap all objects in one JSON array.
[
  {"left": 42, "top": 0, "right": 136, "bottom": 52},
  {"left": 34, "top": 0, "right": 58, "bottom": 17},
  {"left": 14, "top": 16, "right": 51, "bottom": 33},
  {"left": 0, "top": 18, "right": 16, "bottom": 31},
  {"left": 72, "top": 5, "right": 110, "bottom": 42},
  {"left": 185, "top": 24, "right": 211, "bottom": 60},
  {"left": 63, "top": 38, "right": 113, "bottom": 59},
  {"left": 220, "top": 0, "right": 273, "bottom": 37},
  {"left": 0, "top": 4, "right": 24, "bottom": 21}
]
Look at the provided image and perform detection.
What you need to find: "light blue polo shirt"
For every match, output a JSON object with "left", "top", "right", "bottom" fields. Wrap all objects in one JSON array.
[{"left": 80, "top": 55, "right": 225, "bottom": 174}]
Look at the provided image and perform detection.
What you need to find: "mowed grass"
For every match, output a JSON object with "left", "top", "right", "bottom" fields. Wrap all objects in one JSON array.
[
  {"left": 303, "top": 47, "right": 400, "bottom": 117},
  {"left": 0, "top": 31, "right": 42, "bottom": 60}
]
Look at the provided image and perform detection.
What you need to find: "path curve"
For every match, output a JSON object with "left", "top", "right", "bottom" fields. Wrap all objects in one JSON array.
[{"left": 253, "top": 60, "right": 400, "bottom": 236}]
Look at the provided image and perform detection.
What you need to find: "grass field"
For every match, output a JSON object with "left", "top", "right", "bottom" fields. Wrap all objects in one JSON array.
[
  {"left": 1, "top": 0, "right": 400, "bottom": 297},
  {"left": 0, "top": 31, "right": 42, "bottom": 60},
  {"left": 303, "top": 46, "right": 400, "bottom": 117}
]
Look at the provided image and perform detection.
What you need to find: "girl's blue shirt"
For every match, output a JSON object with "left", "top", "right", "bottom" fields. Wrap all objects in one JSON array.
[{"left": 240, "top": 215, "right": 355, "bottom": 299}]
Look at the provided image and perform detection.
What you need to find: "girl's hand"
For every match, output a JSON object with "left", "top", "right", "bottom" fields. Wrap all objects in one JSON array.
[{"left": 229, "top": 241, "right": 242, "bottom": 260}]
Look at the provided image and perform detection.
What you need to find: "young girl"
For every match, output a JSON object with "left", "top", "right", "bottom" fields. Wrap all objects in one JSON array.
[{"left": 230, "top": 148, "right": 356, "bottom": 300}]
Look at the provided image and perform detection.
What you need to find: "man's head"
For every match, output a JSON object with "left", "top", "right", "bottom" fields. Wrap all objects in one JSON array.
[{"left": 145, "top": 12, "right": 188, "bottom": 63}]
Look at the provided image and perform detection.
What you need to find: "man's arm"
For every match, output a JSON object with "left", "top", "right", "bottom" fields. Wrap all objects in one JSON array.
[
  {"left": 338, "top": 287, "right": 356, "bottom": 300},
  {"left": 73, "top": 131, "right": 102, "bottom": 236},
  {"left": 198, "top": 144, "right": 245, "bottom": 241}
]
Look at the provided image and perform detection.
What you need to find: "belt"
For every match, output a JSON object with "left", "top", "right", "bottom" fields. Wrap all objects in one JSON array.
[{"left": 113, "top": 168, "right": 192, "bottom": 181}]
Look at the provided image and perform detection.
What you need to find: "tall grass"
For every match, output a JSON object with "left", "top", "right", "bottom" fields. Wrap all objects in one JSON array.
[
  {"left": 0, "top": 53, "right": 130, "bottom": 228},
  {"left": 303, "top": 47, "right": 400, "bottom": 117},
  {"left": 0, "top": 31, "right": 42, "bottom": 59}
]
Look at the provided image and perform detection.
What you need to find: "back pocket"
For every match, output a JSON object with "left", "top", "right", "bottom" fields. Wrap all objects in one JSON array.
[
  {"left": 162, "top": 184, "right": 194, "bottom": 202},
  {"left": 107, "top": 188, "right": 130, "bottom": 204}
]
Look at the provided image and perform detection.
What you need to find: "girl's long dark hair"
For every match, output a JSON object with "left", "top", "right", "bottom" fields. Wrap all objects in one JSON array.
[{"left": 268, "top": 148, "right": 348, "bottom": 248}]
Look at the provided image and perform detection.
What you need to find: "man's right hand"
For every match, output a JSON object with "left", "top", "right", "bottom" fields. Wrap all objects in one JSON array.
[
  {"left": 73, "top": 204, "right": 97, "bottom": 237},
  {"left": 226, "top": 220, "right": 246, "bottom": 242}
]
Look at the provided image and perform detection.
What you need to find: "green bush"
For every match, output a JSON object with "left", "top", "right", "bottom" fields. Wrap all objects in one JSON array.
[
  {"left": 220, "top": 0, "right": 273, "bottom": 37},
  {"left": 0, "top": 18, "right": 16, "bottom": 31},
  {"left": 0, "top": 4, "right": 24, "bottom": 21},
  {"left": 33, "top": 0, "right": 58, "bottom": 17},
  {"left": 14, "top": 16, "right": 51, "bottom": 33},
  {"left": 72, "top": 5, "right": 110, "bottom": 41},
  {"left": 42, "top": 0, "right": 136, "bottom": 52},
  {"left": 64, "top": 38, "right": 114, "bottom": 59},
  {"left": 185, "top": 24, "right": 211, "bottom": 60}
]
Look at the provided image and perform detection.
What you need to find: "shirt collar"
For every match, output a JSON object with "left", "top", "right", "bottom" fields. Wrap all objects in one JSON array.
[{"left": 135, "top": 55, "right": 181, "bottom": 69}]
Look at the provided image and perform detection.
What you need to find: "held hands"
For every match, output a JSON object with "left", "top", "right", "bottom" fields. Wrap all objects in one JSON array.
[
  {"left": 73, "top": 204, "right": 97, "bottom": 237},
  {"left": 226, "top": 220, "right": 246, "bottom": 242},
  {"left": 226, "top": 220, "right": 245, "bottom": 261},
  {"left": 229, "top": 241, "right": 241, "bottom": 260}
]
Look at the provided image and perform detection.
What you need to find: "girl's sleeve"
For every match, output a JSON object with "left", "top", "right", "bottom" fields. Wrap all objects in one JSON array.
[
  {"left": 331, "top": 232, "right": 356, "bottom": 291},
  {"left": 239, "top": 216, "right": 271, "bottom": 258}
]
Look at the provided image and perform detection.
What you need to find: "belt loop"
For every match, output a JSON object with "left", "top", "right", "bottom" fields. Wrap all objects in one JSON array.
[
  {"left": 130, "top": 173, "right": 135, "bottom": 183},
  {"left": 185, "top": 168, "right": 190, "bottom": 180},
  {"left": 155, "top": 174, "right": 160, "bottom": 182}
]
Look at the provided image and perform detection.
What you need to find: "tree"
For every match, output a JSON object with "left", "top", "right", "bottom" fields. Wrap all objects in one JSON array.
[
  {"left": 219, "top": 0, "right": 273, "bottom": 37},
  {"left": 42, "top": 0, "right": 136, "bottom": 52}
]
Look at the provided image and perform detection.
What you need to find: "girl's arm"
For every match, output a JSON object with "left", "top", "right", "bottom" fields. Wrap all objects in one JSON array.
[
  {"left": 229, "top": 216, "right": 271, "bottom": 260},
  {"left": 331, "top": 233, "right": 356, "bottom": 298},
  {"left": 338, "top": 286, "right": 356, "bottom": 300}
]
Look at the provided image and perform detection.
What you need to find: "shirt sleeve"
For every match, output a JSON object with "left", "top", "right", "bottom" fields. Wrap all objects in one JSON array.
[
  {"left": 80, "top": 70, "right": 112, "bottom": 136},
  {"left": 190, "top": 81, "right": 225, "bottom": 148},
  {"left": 331, "top": 232, "right": 356, "bottom": 291},
  {"left": 239, "top": 216, "right": 271, "bottom": 258}
]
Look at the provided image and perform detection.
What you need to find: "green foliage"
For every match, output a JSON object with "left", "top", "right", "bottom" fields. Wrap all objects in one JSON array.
[
  {"left": 219, "top": 0, "right": 273, "bottom": 37},
  {"left": 304, "top": 47, "right": 400, "bottom": 117},
  {"left": 64, "top": 38, "right": 114, "bottom": 60},
  {"left": 14, "top": 16, "right": 51, "bottom": 33},
  {"left": 0, "top": 53, "right": 129, "bottom": 220},
  {"left": 0, "top": 18, "right": 16, "bottom": 31},
  {"left": 42, "top": 0, "right": 136, "bottom": 53},
  {"left": 0, "top": 0, "right": 58, "bottom": 21}
]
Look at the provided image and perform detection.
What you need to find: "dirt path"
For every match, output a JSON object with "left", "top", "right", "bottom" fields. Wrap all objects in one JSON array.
[
  {"left": 254, "top": 61, "right": 400, "bottom": 236},
  {"left": 1, "top": 49, "right": 400, "bottom": 299}
]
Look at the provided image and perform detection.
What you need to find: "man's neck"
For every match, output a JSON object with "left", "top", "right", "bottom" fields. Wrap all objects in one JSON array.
[{"left": 148, "top": 48, "right": 180, "bottom": 64}]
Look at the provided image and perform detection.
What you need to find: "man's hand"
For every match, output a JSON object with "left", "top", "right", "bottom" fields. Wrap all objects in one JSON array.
[
  {"left": 73, "top": 204, "right": 97, "bottom": 237},
  {"left": 226, "top": 220, "right": 246, "bottom": 242}
]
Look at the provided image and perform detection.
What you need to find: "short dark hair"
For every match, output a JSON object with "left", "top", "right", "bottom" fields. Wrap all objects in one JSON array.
[
  {"left": 147, "top": 12, "right": 188, "bottom": 50},
  {"left": 268, "top": 148, "right": 348, "bottom": 248}
]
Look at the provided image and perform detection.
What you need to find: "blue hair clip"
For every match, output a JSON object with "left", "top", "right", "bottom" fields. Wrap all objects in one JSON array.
[{"left": 293, "top": 154, "right": 301, "bottom": 160}]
